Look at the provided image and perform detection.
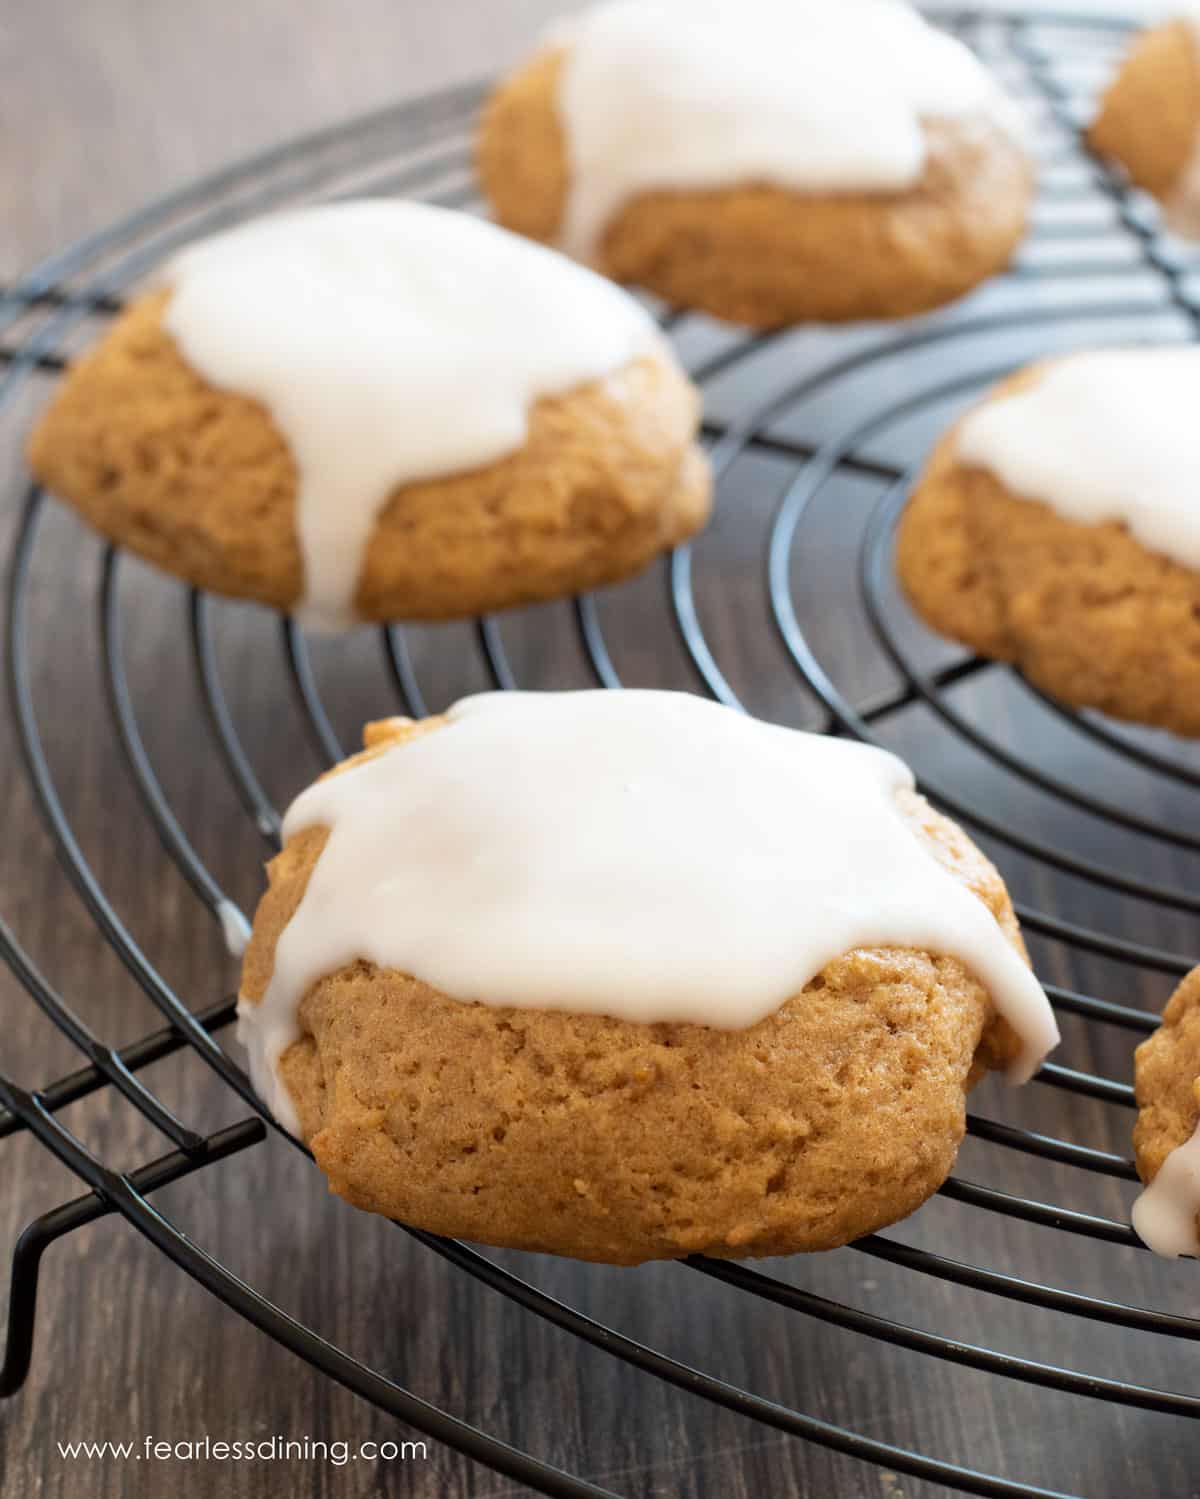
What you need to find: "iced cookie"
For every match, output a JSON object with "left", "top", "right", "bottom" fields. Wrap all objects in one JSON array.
[
  {"left": 897, "top": 348, "right": 1200, "bottom": 737},
  {"left": 478, "top": 0, "right": 1032, "bottom": 327},
  {"left": 1088, "top": 12, "right": 1200, "bottom": 236},
  {"left": 27, "top": 200, "right": 710, "bottom": 630},
  {"left": 238, "top": 690, "right": 1058, "bottom": 1265},
  {"left": 1133, "top": 966, "right": 1200, "bottom": 1257}
]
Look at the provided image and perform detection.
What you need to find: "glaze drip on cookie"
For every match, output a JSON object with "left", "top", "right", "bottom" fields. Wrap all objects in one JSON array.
[
  {"left": 956, "top": 347, "right": 1200, "bottom": 571},
  {"left": 238, "top": 690, "right": 1058, "bottom": 1134},
  {"left": 1134, "top": 1119, "right": 1200, "bottom": 1256},
  {"left": 162, "top": 201, "right": 660, "bottom": 629},
  {"left": 552, "top": 0, "right": 1022, "bottom": 258}
]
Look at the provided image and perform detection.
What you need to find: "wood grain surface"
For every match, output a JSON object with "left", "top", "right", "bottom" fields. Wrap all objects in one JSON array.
[{"left": 2, "top": 5, "right": 1199, "bottom": 1498}]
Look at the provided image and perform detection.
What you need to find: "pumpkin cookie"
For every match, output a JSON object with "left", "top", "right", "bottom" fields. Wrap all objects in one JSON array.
[
  {"left": 1133, "top": 966, "right": 1200, "bottom": 1257},
  {"left": 1088, "top": 15, "right": 1200, "bottom": 236},
  {"left": 238, "top": 690, "right": 1058, "bottom": 1264},
  {"left": 897, "top": 348, "right": 1200, "bottom": 738},
  {"left": 478, "top": 0, "right": 1033, "bottom": 326},
  {"left": 27, "top": 201, "right": 710, "bottom": 629}
]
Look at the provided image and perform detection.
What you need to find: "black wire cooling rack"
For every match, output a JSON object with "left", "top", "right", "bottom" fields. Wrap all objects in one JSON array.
[{"left": 4, "top": 9, "right": 1200, "bottom": 1497}]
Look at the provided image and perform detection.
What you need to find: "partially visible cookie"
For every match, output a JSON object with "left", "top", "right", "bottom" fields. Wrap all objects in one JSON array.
[
  {"left": 1133, "top": 967, "right": 1200, "bottom": 1257},
  {"left": 237, "top": 690, "right": 1058, "bottom": 1265},
  {"left": 1088, "top": 17, "right": 1200, "bottom": 233},
  {"left": 478, "top": 3, "right": 1032, "bottom": 327},
  {"left": 897, "top": 349, "right": 1200, "bottom": 738},
  {"left": 27, "top": 201, "right": 710, "bottom": 628}
]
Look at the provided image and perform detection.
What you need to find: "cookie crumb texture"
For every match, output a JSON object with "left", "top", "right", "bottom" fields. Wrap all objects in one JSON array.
[
  {"left": 1088, "top": 20, "right": 1200, "bottom": 203},
  {"left": 1134, "top": 967, "right": 1200, "bottom": 1216},
  {"left": 897, "top": 376, "right": 1200, "bottom": 739},
  {"left": 241, "top": 719, "right": 1023, "bottom": 1265},
  {"left": 478, "top": 50, "right": 1033, "bottom": 328},
  {"left": 26, "top": 288, "right": 709, "bottom": 621}
]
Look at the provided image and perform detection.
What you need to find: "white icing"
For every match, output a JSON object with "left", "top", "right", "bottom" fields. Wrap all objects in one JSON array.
[
  {"left": 956, "top": 347, "right": 1200, "bottom": 571},
  {"left": 162, "top": 200, "right": 661, "bottom": 630},
  {"left": 217, "top": 898, "right": 252, "bottom": 958},
  {"left": 238, "top": 690, "right": 1058, "bottom": 1134},
  {"left": 1133, "top": 1120, "right": 1200, "bottom": 1257},
  {"left": 553, "top": 0, "right": 1022, "bottom": 259}
]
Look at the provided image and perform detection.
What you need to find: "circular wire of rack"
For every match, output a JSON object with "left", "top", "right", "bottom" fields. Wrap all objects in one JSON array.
[{"left": 3, "top": 9, "right": 1200, "bottom": 1497}]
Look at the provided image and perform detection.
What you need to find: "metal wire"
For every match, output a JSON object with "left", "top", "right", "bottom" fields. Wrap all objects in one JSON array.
[{"left": 4, "top": 9, "right": 1199, "bottom": 1498}]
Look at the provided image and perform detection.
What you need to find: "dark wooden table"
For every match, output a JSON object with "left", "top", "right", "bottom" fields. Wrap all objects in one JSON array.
[{"left": 3, "top": 4, "right": 1197, "bottom": 1497}]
